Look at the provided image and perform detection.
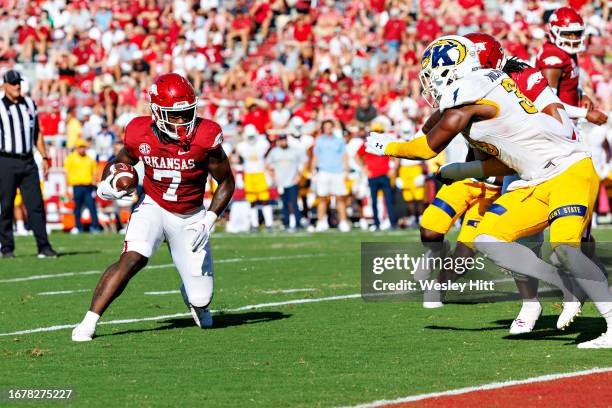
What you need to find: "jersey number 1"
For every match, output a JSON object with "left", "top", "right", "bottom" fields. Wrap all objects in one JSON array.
[
  {"left": 153, "top": 169, "right": 181, "bottom": 201},
  {"left": 501, "top": 78, "right": 538, "bottom": 114}
]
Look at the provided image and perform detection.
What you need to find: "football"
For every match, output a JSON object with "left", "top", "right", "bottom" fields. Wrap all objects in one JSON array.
[{"left": 110, "top": 163, "right": 138, "bottom": 193}]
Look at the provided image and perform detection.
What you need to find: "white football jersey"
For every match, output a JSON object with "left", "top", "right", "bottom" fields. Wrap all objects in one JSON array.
[
  {"left": 236, "top": 137, "right": 270, "bottom": 174},
  {"left": 439, "top": 69, "right": 590, "bottom": 190}
]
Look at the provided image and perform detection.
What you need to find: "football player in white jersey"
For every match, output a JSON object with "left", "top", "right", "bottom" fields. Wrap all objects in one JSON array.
[
  {"left": 235, "top": 124, "right": 274, "bottom": 230},
  {"left": 366, "top": 35, "right": 612, "bottom": 348}
]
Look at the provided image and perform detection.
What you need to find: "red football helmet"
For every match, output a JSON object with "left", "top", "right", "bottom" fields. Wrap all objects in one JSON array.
[
  {"left": 464, "top": 32, "right": 505, "bottom": 70},
  {"left": 149, "top": 73, "right": 198, "bottom": 142},
  {"left": 548, "top": 7, "right": 585, "bottom": 54}
]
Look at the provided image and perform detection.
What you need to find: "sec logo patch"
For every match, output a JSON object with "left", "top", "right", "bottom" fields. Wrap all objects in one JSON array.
[{"left": 139, "top": 143, "right": 151, "bottom": 155}]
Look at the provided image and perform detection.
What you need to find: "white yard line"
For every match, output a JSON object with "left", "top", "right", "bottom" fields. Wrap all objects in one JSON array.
[
  {"left": 144, "top": 290, "right": 181, "bottom": 295},
  {"left": 0, "top": 253, "right": 327, "bottom": 283},
  {"left": 346, "top": 367, "right": 612, "bottom": 408},
  {"left": 262, "top": 288, "right": 315, "bottom": 294},
  {"left": 0, "top": 270, "right": 102, "bottom": 283},
  {"left": 38, "top": 289, "right": 90, "bottom": 296},
  {"left": 0, "top": 293, "right": 362, "bottom": 337}
]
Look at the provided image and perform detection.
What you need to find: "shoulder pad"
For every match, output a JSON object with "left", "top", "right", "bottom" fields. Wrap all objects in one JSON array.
[
  {"left": 124, "top": 116, "right": 152, "bottom": 143},
  {"left": 536, "top": 44, "right": 570, "bottom": 69},
  {"left": 125, "top": 116, "right": 151, "bottom": 134},
  {"left": 511, "top": 68, "right": 549, "bottom": 102},
  {"left": 439, "top": 69, "right": 503, "bottom": 111},
  {"left": 194, "top": 118, "right": 223, "bottom": 149}
]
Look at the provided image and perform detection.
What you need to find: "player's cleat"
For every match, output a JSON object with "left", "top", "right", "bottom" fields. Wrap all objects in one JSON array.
[
  {"left": 577, "top": 331, "right": 612, "bottom": 349},
  {"left": 180, "top": 284, "right": 213, "bottom": 328},
  {"left": 557, "top": 301, "right": 582, "bottom": 330},
  {"left": 71, "top": 323, "right": 95, "bottom": 342},
  {"left": 423, "top": 301, "right": 444, "bottom": 309},
  {"left": 338, "top": 221, "right": 351, "bottom": 233},
  {"left": 1, "top": 251, "right": 15, "bottom": 258},
  {"left": 189, "top": 305, "right": 213, "bottom": 328},
  {"left": 509, "top": 302, "right": 542, "bottom": 334},
  {"left": 37, "top": 247, "right": 58, "bottom": 258},
  {"left": 315, "top": 221, "right": 329, "bottom": 232}
]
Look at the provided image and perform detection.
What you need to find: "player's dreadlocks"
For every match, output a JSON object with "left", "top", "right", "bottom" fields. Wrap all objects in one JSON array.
[{"left": 502, "top": 57, "right": 531, "bottom": 74}]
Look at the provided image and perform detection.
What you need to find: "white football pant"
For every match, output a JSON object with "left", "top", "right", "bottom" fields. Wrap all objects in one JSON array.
[{"left": 124, "top": 195, "right": 214, "bottom": 308}]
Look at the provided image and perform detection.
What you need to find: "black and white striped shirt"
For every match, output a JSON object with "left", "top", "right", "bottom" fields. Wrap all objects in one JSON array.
[{"left": 0, "top": 95, "right": 38, "bottom": 155}]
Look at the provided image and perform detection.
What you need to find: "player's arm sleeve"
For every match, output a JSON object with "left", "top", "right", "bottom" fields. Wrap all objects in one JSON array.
[
  {"left": 560, "top": 102, "right": 588, "bottom": 119},
  {"left": 533, "top": 86, "right": 560, "bottom": 112},
  {"left": 385, "top": 136, "right": 437, "bottom": 159}
]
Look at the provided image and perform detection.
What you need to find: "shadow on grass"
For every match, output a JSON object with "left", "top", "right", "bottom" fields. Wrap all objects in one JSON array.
[
  {"left": 97, "top": 311, "right": 291, "bottom": 338},
  {"left": 56, "top": 250, "right": 103, "bottom": 257},
  {"left": 442, "top": 289, "right": 564, "bottom": 305},
  {"left": 425, "top": 315, "right": 606, "bottom": 344}
]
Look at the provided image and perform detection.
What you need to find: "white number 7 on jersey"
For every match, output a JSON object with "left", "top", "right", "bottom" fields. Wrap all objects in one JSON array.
[{"left": 153, "top": 169, "right": 181, "bottom": 201}]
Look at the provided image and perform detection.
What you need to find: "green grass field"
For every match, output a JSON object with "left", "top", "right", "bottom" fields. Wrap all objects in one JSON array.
[{"left": 1, "top": 230, "right": 611, "bottom": 407}]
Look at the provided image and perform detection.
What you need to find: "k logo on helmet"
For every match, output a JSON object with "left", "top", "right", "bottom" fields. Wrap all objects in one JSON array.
[{"left": 421, "top": 39, "right": 467, "bottom": 69}]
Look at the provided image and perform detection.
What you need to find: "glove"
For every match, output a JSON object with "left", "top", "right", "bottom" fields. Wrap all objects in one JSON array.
[
  {"left": 97, "top": 173, "right": 129, "bottom": 200},
  {"left": 365, "top": 132, "right": 395, "bottom": 156},
  {"left": 185, "top": 211, "right": 218, "bottom": 253}
]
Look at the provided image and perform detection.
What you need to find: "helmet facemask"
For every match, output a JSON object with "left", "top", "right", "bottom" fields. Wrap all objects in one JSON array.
[
  {"left": 151, "top": 99, "right": 198, "bottom": 142},
  {"left": 420, "top": 66, "right": 458, "bottom": 108},
  {"left": 550, "top": 26, "right": 585, "bottom": 54}
]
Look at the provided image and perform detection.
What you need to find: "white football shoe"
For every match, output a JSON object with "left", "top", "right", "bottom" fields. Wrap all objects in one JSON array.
[
  {"left": 577, "top": 331, "right": 612, "bottom": 349},
  {"left": 423, "top": 300, "right": 444, "bottom": 309},
  {"left": 71, "top": 323, "right": 95, "bottom": 342},
  {"left": 557, "top": 301, "right": 582, "bottom": 330},
  {"left": 180, "top": 283, "right": 213, "bottom": 329},
  {"left": 509, "top": 302, "right": 542, "bottom": 335},
  {"left": 338, "top": 221, "right": 351, "bottom": 233},
  {"left": 315, "top": 220, "right": 329, "bottom": 232},
  {"left": 189, "top": 305, "right": 213, "bottom": 328}
]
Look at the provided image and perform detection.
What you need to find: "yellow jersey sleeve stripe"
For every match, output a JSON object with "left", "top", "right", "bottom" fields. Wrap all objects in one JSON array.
[{"left": 475, "top": 99, "right": 501, "bottom": 118}]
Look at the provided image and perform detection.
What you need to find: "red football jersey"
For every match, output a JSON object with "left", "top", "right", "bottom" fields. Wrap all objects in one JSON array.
[
  {"left": 535, "top": 41, "right": 580, "bottom": 106},
  {"left": 124, "top": 116, "right": 223, "bottom": 214},
  {"left": 510, "top": 67, "right": 549, "bottom": 105}
]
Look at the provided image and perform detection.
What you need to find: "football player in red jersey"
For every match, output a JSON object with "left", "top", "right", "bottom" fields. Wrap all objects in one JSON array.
[
  {"left": 72, "top": 73, "right": 235, "bottom": 341},
  {"left": 535, "top": 6, "right": 607, "bottom": 126}
]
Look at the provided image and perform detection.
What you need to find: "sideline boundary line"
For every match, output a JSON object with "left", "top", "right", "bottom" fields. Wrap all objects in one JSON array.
[{"left": 346, "top": 367, "right": 612, "bottom": 407}]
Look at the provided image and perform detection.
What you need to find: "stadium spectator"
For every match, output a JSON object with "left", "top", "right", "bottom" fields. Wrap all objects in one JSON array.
[
  {"left": 65, "top": 107, "right": 82, "bottom": 149},
  {"left": 266, "top": 133, "right": 306, "bottom": 230},
  {"left": 236, "top": 124, "right": 274, "bottom": 231},
  {"left": 356, "top": 97, "right": 378, "bottom": 124},
  {"left": 93, "top": 123, "right": 116, "bottom": 163},
  {"left": 356, "top": 123, "right": 397, "bottom": 230},
  {"left": 311, "top": 119, "right": 350, "bottom": 232},
  {"left": 64, "top": 139, "right": 100, "bottom": 234}
]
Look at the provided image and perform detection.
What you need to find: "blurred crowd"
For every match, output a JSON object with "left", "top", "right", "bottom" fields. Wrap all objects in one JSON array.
[{"left": 1, "top": 0, "right": 611, "bottom": 233}]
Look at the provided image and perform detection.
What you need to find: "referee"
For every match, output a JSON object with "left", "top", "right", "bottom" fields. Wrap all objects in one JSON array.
[{"left": 0, "top": 70, "right": 56, "bottom": 258}]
